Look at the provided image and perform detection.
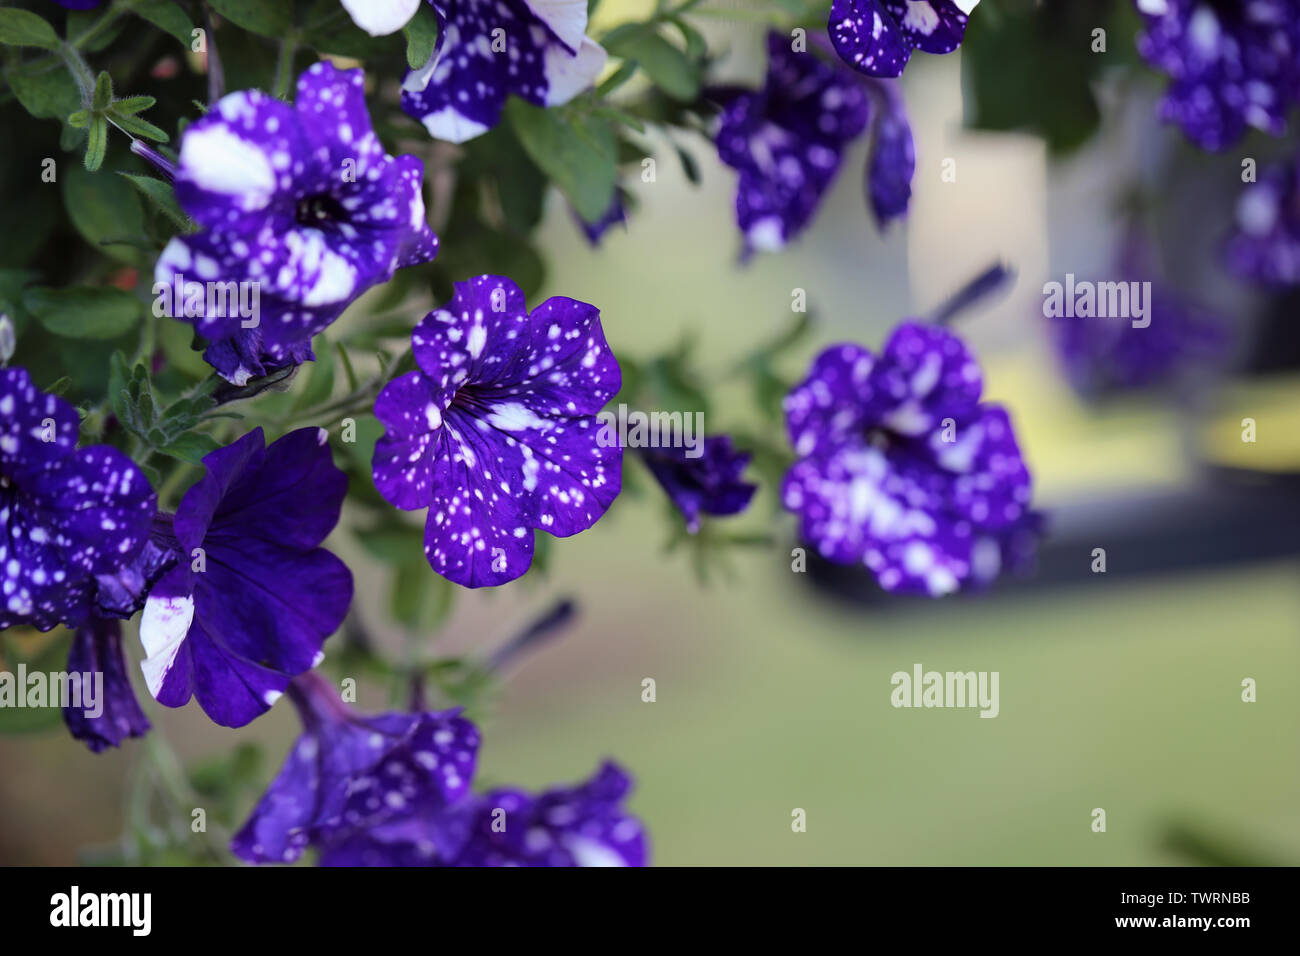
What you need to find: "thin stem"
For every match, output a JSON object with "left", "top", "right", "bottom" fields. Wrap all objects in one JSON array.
[{"left": 273, "top": 34, "right": 299, "bottom": 101}]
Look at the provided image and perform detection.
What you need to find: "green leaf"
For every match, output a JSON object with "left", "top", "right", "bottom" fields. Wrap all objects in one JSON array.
[
  {"left": 84, "top": 116, "right": 108, "bottom": 172},
  {"left": 506, "top": 100, "right": 616, "bottom": 223},
  {"left": 0, "top": 9, "right": 61, "bottom": 51},
  {"left": 6, "top": 64, "right": 81, "bottom": 122},
  {"left": 119, "top": 173, "right": 193, "bottom": 232},
  {"left": 92, "top": 71, "right": 113, "bottom": 111},
  {"left": 605, "top": 28, "right": 699, "bottom": 102},
  {"left": 110, "top": 111, "right": 169, "bottom": 142},
  {"left": 133, "top": 0, "right": 197, "bottom": 48},
  {"left": 403, "top": 3, "right": 439, "bottom": 69},
  {"left": 207, "top": 0, "right": 292, "bottom": 38},
  {"left": 24, "top": 286, "right": 143, "bottom": 340},
  {"left": 112, "top": 95, "right": 157, "bottom": 115},
  {"left": 63, "top": 163, "right": 147, "bottom": 263},
  {"left": 67, "top": 109, "right": 90, "bottom": 128},
  {"left": 294, "top": 334, "right": 335, "bottom": 410},
  {"left": 157, "top": 430, "right": 221, "bottom": 464}
]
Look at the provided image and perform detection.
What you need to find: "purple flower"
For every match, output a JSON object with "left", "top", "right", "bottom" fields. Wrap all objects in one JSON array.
[
  {"left": 231, "top": 673, "right": 478, "bottom": 864},
  {"left": 62, "top": 618, "right": 151, "bottom": 753},
  {"left": 829, "top": 0, "right": 978, "bottom": 79},
  {"left": 438, "top": 761, "right": 647, "bottom": 867},
  {"left": 156, "top": 62, "right": 440, "bottom": 385},
  {"left": 1135, "top": 0, "right": 1300, "bottom": 151},
  {"left": 50, "top": 1, "right": 102, "bottom": 8},
  {"left": 781, "top": 323, "right": 1038, "bottom": 596},
  {"left": 317, "top": 759, "right": 646, "bottom": 866},
  {"left": 715, "top": 33, "right": 870, "bottom": 253},
  {"left": 641, "top": 436, "right": 757, "bottom": 533},
  {"left": 371, "top": 275, "right": 622, "bottom": 588},
  {"left": 400, "top": 0, "right": 607, "bottom": 144},
  {"left": 1050, "top": 234, "right": 1229, "bottom": 394},
  {"left": 139, "top": 427, "right": 352, "bottom": 728},
  {"left": 1226, "top": 159, "right": 1300, "bottom": 284},
  {"left": 0, "top": 366, "right": 155, "bottom": 631}
]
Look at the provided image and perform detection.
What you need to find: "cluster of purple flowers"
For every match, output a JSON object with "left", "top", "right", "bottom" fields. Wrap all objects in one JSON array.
[{"left": 8, "top": 0, "right": 1061, "bottom": 871}]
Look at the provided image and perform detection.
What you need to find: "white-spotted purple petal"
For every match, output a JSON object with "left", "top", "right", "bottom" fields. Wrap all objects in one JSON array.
[
  {"left": 829, "top": 0, "right": 978, "bottom": 79},
  {"left": 372, "top": 275, "right": 622, "bottom": 588},
  {"left": 138, "top": 427, "right": 352, "bottom": 728},
  {"left": 400, "top": 0, "right": 606, "bottom": 144},
  {"left": 159, "top": 63, "right": 439, "bottom": 384},
  {"left": 0, "top": 367, "right": 156, "bottom": 631}
]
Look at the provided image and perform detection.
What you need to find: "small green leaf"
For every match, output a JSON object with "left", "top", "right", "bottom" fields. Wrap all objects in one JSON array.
[
  {"left": 157, "top": 431, "right": 221, "bottom": 464},
  {"left": 67, "top": 109, "right": 90, "bottom": 128},
  {"left": 112, "top": 95, "right": 157, "bottom": 116},
  {"left": 24, "top": 286, "right": 143, "bottom": 340},
  {"left": 403, "top": 3, "right": 439, "bottom": 69},
  {"left": 0, "top": 9, "right": 61, "bottom": 51},
  {"left": 294, "top": 334, "right": 335, "bottom": 410},
  {"left": 506, "top": 101, "right": 616, "bottom": 223},
  {"left": 92, "top": 71, "right": 113, "bottom": 111},
  {"left": 110, "top": 112, "right": 169, "bottom": 142},
  {"left": 84, "top": 116, "right": 108, "bottom": 171},
  {"left": 207, "top": 0, "right": 292, "bottom": 38}
]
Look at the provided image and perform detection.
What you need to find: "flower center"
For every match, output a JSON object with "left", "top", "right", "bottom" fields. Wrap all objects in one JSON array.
[{"left": 295, "top": 193, "right": 347, "bottom": 228}]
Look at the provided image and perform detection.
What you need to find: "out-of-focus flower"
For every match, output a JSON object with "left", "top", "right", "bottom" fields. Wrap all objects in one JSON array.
[
  {"left": 715, "top": 32, "right": 870, "bottom": 253},
  {"left": 1135, "top": 0, "right": 1300, "bottom": 150},
  {"left": 641, "top": 436, "right": 757, "bottom": 533},
  {"left": 782, "top": 323, "right": 1039, "bottom": 596}
]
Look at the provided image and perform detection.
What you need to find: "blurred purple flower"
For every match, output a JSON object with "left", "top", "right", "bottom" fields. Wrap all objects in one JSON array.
[
  {"left": 1135, "top": 0, "right": 1300, "bottom": 150},
  {"left": 641, "top": 436, "right": 757, "bottom": 533},
  {"left": 782, "top": 323, "right": 1039, "bottom": 596},
  {"left": 62, "top": 618, "right": 151, "bottom": 753},
  {"left": 1226, "top": 159, "right": 1300, "bottom": 284}
]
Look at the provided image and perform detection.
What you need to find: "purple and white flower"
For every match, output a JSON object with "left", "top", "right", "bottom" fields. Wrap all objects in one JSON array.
[
  {"left": 157, "top": 62, "right": 439, "bottom": 384},
  {"left": 371, "top": 275, "right": 622, "bottom": 589},
  {"left": 866, "top": 83, "right": 915, "bottom": 229},
  {"left": 641, "top": 436, "right": 757, "bottom": 533},
  {"left": 62, "top": 618, "right": 152, "bottom": 753},
  {"left": 400, "top": 0, "right": 607, "bottom": 144},
  {"left": 1135, "top": 0, "right": 1300, "bottom": 150},
  {"left": 0, "top": 366, "right": 155, "bottom": 631},
  {"left": 715, "top": 33, "right": 870, "bottom": 253},
  {"left": 1226, "top": 159, "right": 1300, "bottom": 284},
  {"left": 436, "top": 761, "right": 647, "bottom": 867},
  {"left": 829, "top": 0, "right": 979, "bottom": 79},
  {"left": 139, "top": 427, "right": 352, "bottom": 728},
  {"left": 231, "top": 672, "right": 478, "bottom": 865},
  {"left": 782, "top": 322, "right": 1038, "bottom": 596}
]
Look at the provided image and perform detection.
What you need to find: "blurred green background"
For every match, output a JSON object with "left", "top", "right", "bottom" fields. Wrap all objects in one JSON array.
[{"left": 2, "top": 11, "right": 1299, "bottom": 866}]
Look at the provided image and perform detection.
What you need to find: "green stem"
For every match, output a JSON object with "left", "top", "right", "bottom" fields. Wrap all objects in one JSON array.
[{"left": 273, "top": 34, "right": 299, "bottom": 101}]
